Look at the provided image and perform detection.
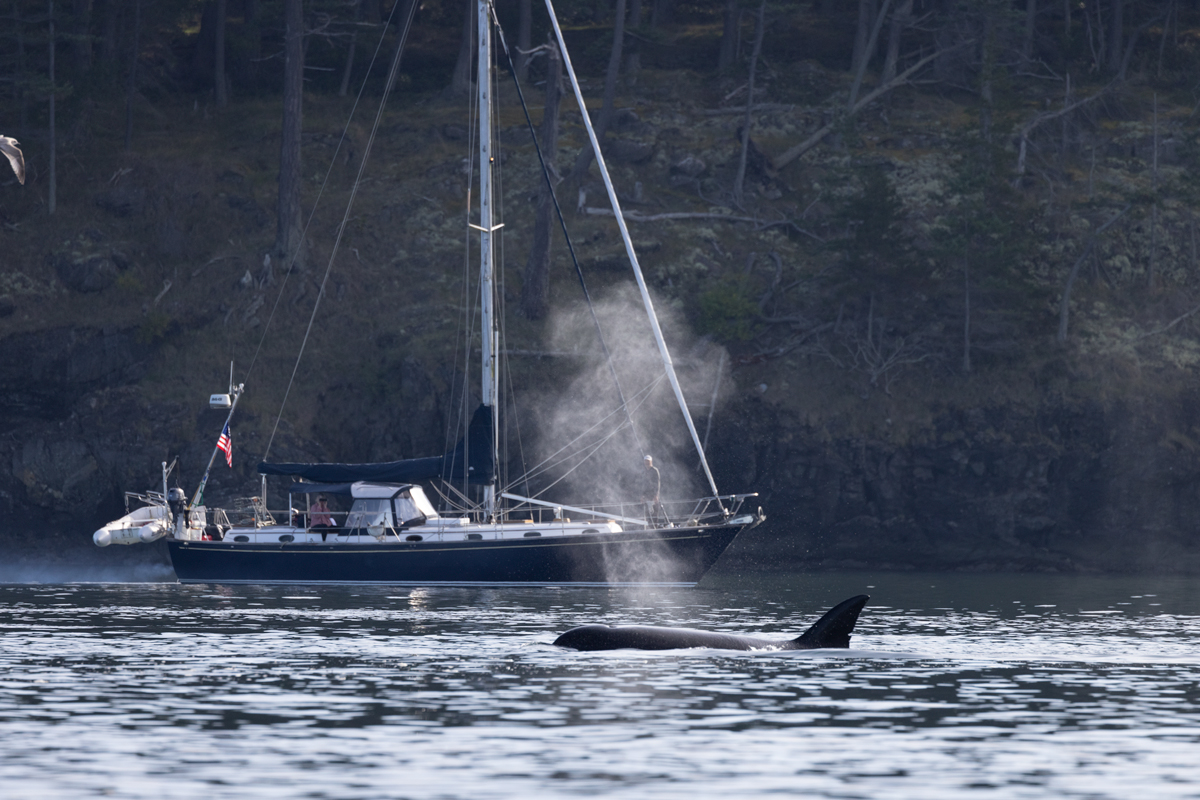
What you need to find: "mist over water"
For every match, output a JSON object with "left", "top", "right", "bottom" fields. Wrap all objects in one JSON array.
[
  {"left": 0, "top": 538, "right": 174, "bottom": 584},
  {"left": 1, "top": 572, "right": 1198, "bottom": 799},
  {"left": 528, "top": 285, "right": 729, "bottom": 508},
  {"left": 0, "top": 560, "right": 174, "bottom": 584}
]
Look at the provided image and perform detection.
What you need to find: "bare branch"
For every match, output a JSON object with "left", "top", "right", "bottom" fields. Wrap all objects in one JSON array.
[
  {"left": 1057, "top": 204, "right": 1131, "bottom": 343},
  {"left": 701, "top": 104, "right": 796, "bottom": 117},
  {"left": 1016, "top": 81, "right": 1115, "bottom": 176},
  {"left": 583, "top": 207, "right": 758, "bottom": 223},
  {"left": 773, "top": 41, "right": 972, "bottom": 171}
]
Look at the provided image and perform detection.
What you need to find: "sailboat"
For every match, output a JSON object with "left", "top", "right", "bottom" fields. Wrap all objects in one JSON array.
[{"left": 92, "top": 0, "right": 764, "bottom": 585}]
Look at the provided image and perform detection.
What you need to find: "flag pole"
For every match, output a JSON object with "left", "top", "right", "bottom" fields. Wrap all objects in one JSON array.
[{"left": 191, "top": 383, "right": 244, "bottom": 508}]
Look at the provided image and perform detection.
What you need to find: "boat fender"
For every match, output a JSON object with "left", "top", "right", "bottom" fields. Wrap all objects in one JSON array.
[{"left": 93, "top": 525, "right": 146, "bottom": 547}]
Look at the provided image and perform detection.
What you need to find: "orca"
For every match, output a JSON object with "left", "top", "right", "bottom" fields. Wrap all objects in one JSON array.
[{"left": 554, "top": 594, "right": 870, "bottom": 652}]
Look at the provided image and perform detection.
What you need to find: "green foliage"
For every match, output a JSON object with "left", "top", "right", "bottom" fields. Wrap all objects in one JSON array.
[
  {"left": 137, "top": 311, "right": 173, "bottom": 345},
  {"left": 115, "top": 272, "right": 143, "bottom": 293},
  {"left": 926, "top": 141, "right": 1041, "bottom": 338},
  {"left": 832, "top": 166, "right": 919, "bottom": 297},
  {"left": 841, "top": 166, "right": 905, "bottom": 262},
  {"left": 696, "top": 275, "right": 761, "bottom": 343}
]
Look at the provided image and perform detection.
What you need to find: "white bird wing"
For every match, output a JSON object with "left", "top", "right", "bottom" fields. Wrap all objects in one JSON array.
[{"left": 0, "top": 136, "right": 25, "bottom": 185}]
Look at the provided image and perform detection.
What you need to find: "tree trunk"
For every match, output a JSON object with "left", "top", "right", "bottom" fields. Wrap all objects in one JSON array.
[
  {"left": 1108, "top": 0, "right": 1122, "bottom": 73},
  {"left": 1149, "top": 92, "right": 1158, "bottom": 288},
  {"left": 449, "top": 0, "right": 473, "bottom": 95},
  {"left": 718, "top": 0, "right": 738, "bottom": 72},
  {"left": 48, "top": 0, "right": 56, "bottom": 215},
  {"left": 1060, "top": 72, "right": 1070, "bottom": 165},
  {"left": 1023, "top": 0, "right": 1036, "bottom": 64},
  {"left": 339, "top": 0, "right": 362, "bottom": 96},
  {"left": 15, "top": 0, "right": 28, "bottom": 135},
  {"left": 275, "top": 0, "right": 305, "bottom": 268},
  {"left": 980, "top": 7, "right": 995, "bottom": 143},
  {"left": 962, "top": 238, "right": 971, "bottom": 373},
  {"left": 96, "top": 0, "right": 117, "bottom": 66},
  {"left": 733, "top": 0, "right": 766, "bottom": 206},
  {"left": 521, "top": 39, "right": 562, "bottom": 320},
  {"left": 215, "top": 0, "right": 228, "bottom": 106},
  {"left": 568, "top": 0, "right": 627, "bottom": 183},
  {"left": 848, "top": 0, "right": 893, "bottom": 108},
  {"left": 933, "top": 0, "right": 957, "bottom": 82},
  {"left": 72, "top": 0, "right": 92, "bottom": 74},
  {"left": 851, "top": 0, "right": 875, "bottom": 72},
  {"left": 192, "top": 2, "right": 217, "bottom": 87},
  {"left": 124, "top": 0, "right": 139, "bottom": 150},
  {"left": 625, "top": 0, "right": 642, "bottom": 80},
  {"left": 881, "top": 0, "right": 912, "bottom": 84},
  {"left": 516, "top": 0, "right": 531, "bottom": 82},
  {"left": 1058, "top": 205, "right": 1129, "bottom": 342},
  {"left": 1157, "top": 0, "right": 1174, "bottom": 76},
  {"left": 650, "top": 0, "right": 674, "bottom": 27}
]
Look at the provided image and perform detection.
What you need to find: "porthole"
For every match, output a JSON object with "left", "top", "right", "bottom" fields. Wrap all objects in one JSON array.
[
  {"left": 406, "top": 534, "right": 423, "bottom": 542},
  {"left": 582, "top": 528, "right": 600, "bottom": 535},
  {"left": 524, "top": 531, "right": 542, "bottom": 538},
  {"left": 466, "top": 533, "right": 483, "bottom": 541},
  {"left": 233, "top": 535, "right": 249, "bottom": 543},
  {"left": 278, "top": 534, "right": 294, "bottom": 543}
]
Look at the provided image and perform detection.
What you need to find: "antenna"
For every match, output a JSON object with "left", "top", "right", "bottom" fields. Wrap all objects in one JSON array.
[{"left": 228, "top": 361, "right": 234, "bottom": 395}]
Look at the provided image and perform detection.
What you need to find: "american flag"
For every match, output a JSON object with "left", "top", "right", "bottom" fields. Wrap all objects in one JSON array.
[{"left": 217, "top": 423, "right": 232, "bottom": 467}]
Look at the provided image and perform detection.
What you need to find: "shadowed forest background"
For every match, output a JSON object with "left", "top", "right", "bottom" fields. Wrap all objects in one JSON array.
[{"left": 3, "top": 0, "right": 1200, "bottom": 574}]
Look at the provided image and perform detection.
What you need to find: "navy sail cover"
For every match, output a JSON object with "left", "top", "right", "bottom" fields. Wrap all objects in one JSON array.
[{"left": 258, "top": 404, "right": 496, "bottom": 485}]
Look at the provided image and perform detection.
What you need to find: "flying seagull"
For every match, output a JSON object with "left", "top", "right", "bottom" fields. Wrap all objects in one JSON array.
[{"left": 1, "top": 136, "right": 25, "bottom": 185}]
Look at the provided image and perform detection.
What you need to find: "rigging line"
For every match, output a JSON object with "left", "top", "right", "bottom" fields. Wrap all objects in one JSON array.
[
  {"left": 242, "top": 0, "right": 404, "bottom": 390},
  {"left": 443, "top": 67, "right": 483, "bottom": 495},
  {"left": 502, "top": 326, "right": 530, "bottom": 494},
  {"left": 501, "top": 373, "right": 665, "bottom": 493},
  {"left": 522, "top": 433, "right": 616, "bottom": 496},
  {"left": 506, "top": 372, "right": 663, "bottom": 489},
  {"left": 492, "top": 55, "right": 512, "bottom": 497},
  {"left": 431, "top": 480, "right": 474, "bottom": 514},
  {"left": 489, "top": 8, "right": 644, "bottom": 458},
  {"left": 505, "top": 389, "right": 642, "bottom": 487},
  {"left": 263, "top": 0, "right": 421, "bottom": 460},
  {"left": 513, "top": 419, "right": 626, "bottom": 493},
  {"left": 518, "top": 408, "right": 643, "bottom": 499},
  {"left": 543, "top": 0, "right": 724, "bottom": 508}
]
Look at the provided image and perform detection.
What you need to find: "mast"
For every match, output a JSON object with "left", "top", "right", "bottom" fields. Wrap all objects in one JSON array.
[
  {"left": 476, "top": 0, "right": 499, "bottom": 517},
  {"left": 542, "top": 0, "right": 725, "bottom": 509}
]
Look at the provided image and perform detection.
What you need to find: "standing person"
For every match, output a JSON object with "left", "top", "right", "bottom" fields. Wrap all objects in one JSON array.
[
  {"left": 309, "top": 495, "right": 336, "bottom": 540},
  {"left": 641, "top": 455, "right": 664, "bottom": 526}
]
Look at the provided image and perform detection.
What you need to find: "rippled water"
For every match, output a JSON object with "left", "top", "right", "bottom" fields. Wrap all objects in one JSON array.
[{"left": 1, "top": 571, "right": 1198, "bottom": 799}]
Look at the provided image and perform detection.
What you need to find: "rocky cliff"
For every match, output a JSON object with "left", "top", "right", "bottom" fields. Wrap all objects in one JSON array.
[{"left": 3, "top": 22, "right": 1200, "bottom": 574}]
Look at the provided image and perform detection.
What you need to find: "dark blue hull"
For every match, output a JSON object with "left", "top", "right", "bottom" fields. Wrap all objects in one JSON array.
[{"left": 166, "top": 525, "right": 744, "bottom": 585}]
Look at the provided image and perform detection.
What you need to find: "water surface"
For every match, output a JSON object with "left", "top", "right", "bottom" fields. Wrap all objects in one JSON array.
[{"left": 1, "top": 572, "right": 1197, "bottom": 799}]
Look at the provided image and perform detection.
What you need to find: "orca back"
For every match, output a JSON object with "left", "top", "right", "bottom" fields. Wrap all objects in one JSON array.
[
  {"left": 553, "top": 624, "right": 764, "bottom": 651},
  {"left": 553, "top": 595, "right": 871, "bottom": 652}
]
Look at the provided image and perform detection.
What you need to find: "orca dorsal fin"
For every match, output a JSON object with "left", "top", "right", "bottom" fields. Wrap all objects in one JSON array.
[{"left": 790, "top": 594, "right": 870, "bottom": 649}]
